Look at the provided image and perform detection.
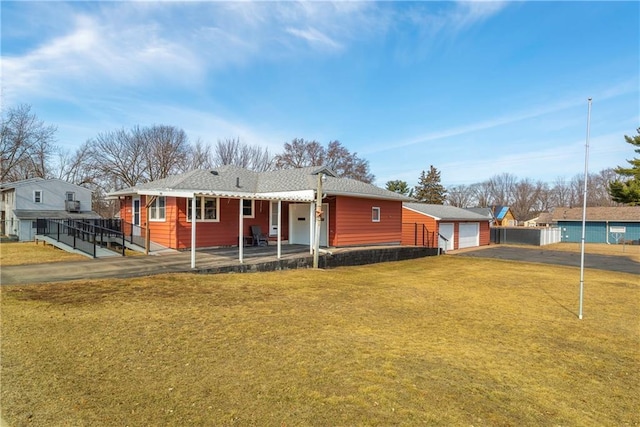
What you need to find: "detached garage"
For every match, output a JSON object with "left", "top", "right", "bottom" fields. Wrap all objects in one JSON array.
[{"left": 402, "top": 203, "right": 491, "bottom": 251}]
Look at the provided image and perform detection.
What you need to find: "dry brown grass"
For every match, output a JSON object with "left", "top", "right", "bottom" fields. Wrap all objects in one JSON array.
[
  {"left": 1, "top": 257, "right": 638, "bottom": 426},
  {"left": 0, "top": 241, "right": 86, "bottom": 266},
  {"left": 545, "top": 242, "right": 640, "bottom": 261}
]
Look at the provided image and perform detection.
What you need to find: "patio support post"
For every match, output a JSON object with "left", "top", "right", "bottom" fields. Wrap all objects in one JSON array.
[
  {"left": 239, "top": 198, "right": 244, "bottom": 264},
  {"left": 277, "top": 200, "right": 282, "bottom": 259},
  {"left": 313, "top": 173, "right": 323, "bottom": 269},
  {"left": 191, "top": 195, "right": 196, "bottom": 269},
  {"left": 309, "top": 203, "right": 314, "bottom": 255}
]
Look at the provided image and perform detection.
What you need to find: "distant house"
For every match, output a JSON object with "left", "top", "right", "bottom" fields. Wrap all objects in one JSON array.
[
  {"left": 553, "top": 206, "right": 640, "bottom": 244},
  {"left": 1, "top": 178, "right": 100, "bottom": 241},
  {"left": 402, "top": 203, "right": 491, "bottom": 251},
  {"left": 491, "top": 205, "right": 516, "bottom": 226},
  {"left": 107, "top": 166, "right": 411, "bottom": 251}
]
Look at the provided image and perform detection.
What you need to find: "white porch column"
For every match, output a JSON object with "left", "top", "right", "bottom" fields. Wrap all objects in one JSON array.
[
  {"left": 191, "top": 195, "right": 196, "bottom": 269},
  {"left": 309, "top": 203, "right": 314, "bottom": 254},
  {"left": 277, "top": 200, "right": 282, "bottom": 259},
  {"left": 239, "top": 198, "right": 244, "bottom": 264}
]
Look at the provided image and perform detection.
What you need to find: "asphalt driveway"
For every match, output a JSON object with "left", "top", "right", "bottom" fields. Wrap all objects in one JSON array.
[{"left": 454, "top": 245, "right": 639, "bottom": 275}]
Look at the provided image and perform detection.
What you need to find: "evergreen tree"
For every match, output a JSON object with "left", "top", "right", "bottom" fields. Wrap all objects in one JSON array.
[
  {"left": 414, "top": 165, "right": 447, "bottom": 204},
  {"left": 385, "top": 180, "right": 413, "bottom": 197},
  {"left": 608, "top": 128, "right": 640, "bottom": 205}
]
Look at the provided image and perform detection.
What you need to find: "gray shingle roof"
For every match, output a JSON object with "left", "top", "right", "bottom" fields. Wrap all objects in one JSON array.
[
  {"left": 108, "top": 166, "right": 411, "bottom": 202},
  {"left": 404, "top": 203, "right": 492, "bottom": 221},
  {"left": 552, "top": 206, "right": 640, "bottom": 222}
]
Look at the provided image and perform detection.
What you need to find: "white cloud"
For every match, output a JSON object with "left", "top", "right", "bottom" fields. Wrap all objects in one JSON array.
[{"left": 285, "top": 27, "right": 343, "bottom": 51}]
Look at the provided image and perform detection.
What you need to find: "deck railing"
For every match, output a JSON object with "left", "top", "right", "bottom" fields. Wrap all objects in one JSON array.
[{"left": 36, "top": 218, "right": 125, "bottom": 258}]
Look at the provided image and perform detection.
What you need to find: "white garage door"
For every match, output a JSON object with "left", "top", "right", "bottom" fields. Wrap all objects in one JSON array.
[{"left": 458, "top": 222, "right": 479, "bottom": 249}]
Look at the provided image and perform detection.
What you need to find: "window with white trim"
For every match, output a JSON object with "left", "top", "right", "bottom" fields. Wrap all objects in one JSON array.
[
  {"left": 242, "top": 199, "right": 254, "bottom": 218},
  {"left": 269, "top": 201, "right": 279, "bottom": 236},
  {"left": 65, "top": 192, "right": 75, "bottom": 201},
  {"left": 149, "top": 196, "right": 166, "bottom": 221},
  {"left": 187, "top": 196, "right": 219, "bottom": 222},
  {"left": 372, "top": 207, "right": 381, "bottom": 222},
  {"left": 34, "top": 190, "right": 43, "bottom": 203}
]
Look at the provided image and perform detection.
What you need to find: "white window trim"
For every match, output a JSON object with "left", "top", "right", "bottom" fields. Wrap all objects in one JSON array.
[
  {"left": 34, "top": 190, "right": 43, "bottom": 203},
  {"left": 242, "top": 199, "right": 255, "bottom": 218},
  {"left": 66, "top": 192, "right": 75, "bottom": 202},
  {"left": 187, "top": 196, "right": 220, "bottom": 222},
  {"left": 372, "top": 206, "right": 381, "bottom": 222},
  {"left": 149, "top": 196, "right": 166, "bottom": 222}
]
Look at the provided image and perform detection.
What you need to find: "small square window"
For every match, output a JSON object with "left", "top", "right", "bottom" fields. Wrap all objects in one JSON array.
[
  {"left": 66, "top": 192, "right": 75, "bottom": 201},
  {"left": 243, "top": 199, "right": 254, "bottom": 218},
  {"left": 372, "top": 207, "right": 381, "bottom": 222}
]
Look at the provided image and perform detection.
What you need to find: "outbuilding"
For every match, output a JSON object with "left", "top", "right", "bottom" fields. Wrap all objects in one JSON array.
[
  {"left": 402, "top": 203, "right": 492, "bottom": 251},
  {"left": 553, "top": 206, "right": 640, "bottom": 244}
]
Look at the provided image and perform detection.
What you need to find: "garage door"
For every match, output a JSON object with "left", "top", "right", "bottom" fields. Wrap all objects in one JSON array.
[{"left": 458, "top": 222, "right": 479, "bottom": 249}]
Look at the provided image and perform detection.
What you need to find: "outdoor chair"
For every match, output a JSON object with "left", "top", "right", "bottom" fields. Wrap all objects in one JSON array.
[{"left": 250, "top": 225, "right": 269, "bottom": 246}]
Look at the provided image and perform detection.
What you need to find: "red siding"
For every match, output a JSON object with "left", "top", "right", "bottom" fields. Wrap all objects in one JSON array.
[
  {"left": 332, "top": 197, "right": 403, "bottom": 247},
  {"left": 401, "top": 207, "right": 438, "bottom": 246}
]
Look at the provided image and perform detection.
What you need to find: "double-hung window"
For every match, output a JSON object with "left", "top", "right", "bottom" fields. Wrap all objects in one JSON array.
[
  {"left": 34, "top": 190, "right": 43, "bottom": 204},
  {"left": 149, "top": 196, "right": 166, "bottom": 221},
  {"left": 188, "top": 196, "right": 219, "bottom": 222}
]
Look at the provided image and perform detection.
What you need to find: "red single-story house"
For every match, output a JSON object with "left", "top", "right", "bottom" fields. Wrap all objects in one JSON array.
[
  {"left": 108, "top": 165, "right": 411, "bottom": 261},
  {"left": 402, "top": 203, "right": 491, "bottom": 251}
]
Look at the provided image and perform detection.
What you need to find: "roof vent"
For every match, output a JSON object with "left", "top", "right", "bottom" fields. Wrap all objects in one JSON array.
[
  {"left": 236, "top": 177, "right": 241, "bottom": 188},
  {"left": 210, "top": 170, "right": 219, "bottom": 175}
]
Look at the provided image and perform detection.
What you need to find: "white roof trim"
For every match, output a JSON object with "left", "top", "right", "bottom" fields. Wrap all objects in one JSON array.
[{"left": 134, "top": 189, "right": 315, "bottom": 202}]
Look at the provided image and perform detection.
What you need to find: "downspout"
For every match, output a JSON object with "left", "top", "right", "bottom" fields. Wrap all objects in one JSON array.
[{"left": 605, "top": 220, "right": 610, "bottom": 244}]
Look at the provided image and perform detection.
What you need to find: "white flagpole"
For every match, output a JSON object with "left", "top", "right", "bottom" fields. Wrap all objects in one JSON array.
[{"left": 579, "top": 97, "right": 592, "bottom": 320}]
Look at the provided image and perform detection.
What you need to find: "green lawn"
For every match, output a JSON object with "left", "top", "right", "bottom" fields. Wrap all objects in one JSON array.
[{"left": 1, "top": 256, "right": 638, "bottom": 426}]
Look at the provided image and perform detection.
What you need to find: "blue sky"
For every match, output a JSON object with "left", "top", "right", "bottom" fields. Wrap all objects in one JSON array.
[{"left": 2, "top": 1, "right": 638, "bottom": 188}]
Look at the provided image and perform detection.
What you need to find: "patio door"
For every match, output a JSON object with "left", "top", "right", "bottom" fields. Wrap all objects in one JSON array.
[
  {"left": 289, "top": 203, "right": 328, "bottom": 246},
  {"left": 132, "top": 197, "right": 141, "bottom": 236}
]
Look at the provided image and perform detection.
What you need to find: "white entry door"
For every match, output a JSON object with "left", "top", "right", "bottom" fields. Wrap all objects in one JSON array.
[
  {"left": 458, "top": 222, "right": 480, "bottom": 249},
  {"left": 289, "top": 203, "right": 328, "bottom": 246},
  {"left": 438, "top": 223, "right": 454, "bottom": 251}
]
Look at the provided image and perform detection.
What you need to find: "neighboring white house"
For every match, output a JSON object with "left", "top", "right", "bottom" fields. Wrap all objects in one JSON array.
[{"left": 1, "top": 178, "right": 100, "bottom": 241}]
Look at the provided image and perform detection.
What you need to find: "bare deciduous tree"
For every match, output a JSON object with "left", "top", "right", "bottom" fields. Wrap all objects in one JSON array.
[
  {"left": 214, "top": 137, "right": 274, "bottom": 172},
  {"left": 1, "top": 104, "right": 57, "bottom": 181},
  {"left": 83, "top": 124, "right": 191, "bottom": 190},
  {"left": 275, "top": 138, "right": 374, "bottom": 183},
  {"left": 447, "top": 184, "right": 475, "bottom": 208},
  {"left": 186, "top": 138, "right": 214, "bottom": 171},
  {"left": 487, "top": 173, "right": 517, "bottom": 206}
]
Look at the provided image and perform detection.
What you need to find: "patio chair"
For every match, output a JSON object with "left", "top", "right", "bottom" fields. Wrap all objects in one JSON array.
[{"left": 250, "top": 225, "right": 269, "bottom": 246}]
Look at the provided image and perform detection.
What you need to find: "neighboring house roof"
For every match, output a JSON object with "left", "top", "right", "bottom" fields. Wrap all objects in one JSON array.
[
  {"left": 0, "top": 177, "right": 46, "bottom": 190},
  {"left": 1, "top": 178, "right": 93, "bottom": 193},
  {"left": 108, "top": 166, "right": 413, "bottom": 202},
  {"left": 536, "top": 212, "right": 554, "bottom": 225},
  {"left": 12, "top": 210, "right": 102, "bottom": 220},
  {"left": 492, "top": 205, "right": 511, "bottom": 220},
  {"left": 404, "top": 203, "right": 492, "bottom": 221},
  {"left": 553, "top": 206, "right": 640, "bottom": 222},
  {"left": 465, "top": 207, "right": 494, "bottom": 220}
]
